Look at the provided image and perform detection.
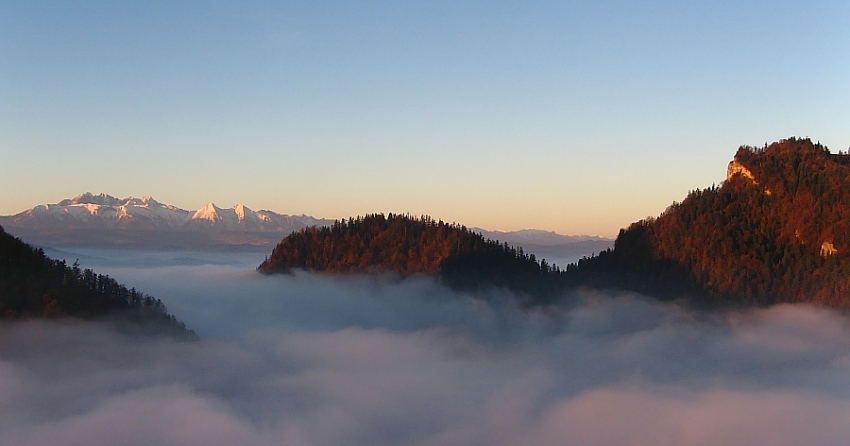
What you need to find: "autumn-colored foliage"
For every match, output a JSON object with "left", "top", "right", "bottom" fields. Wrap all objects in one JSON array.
[
  {"left": 260, "top": 138, "right": 850, "bottom": 308},
  {"left": 258, "top": 213, "right": 562, "bottom": 300},
  {"left": 576, "top": 137, "right": 850, "bottom": 306}
]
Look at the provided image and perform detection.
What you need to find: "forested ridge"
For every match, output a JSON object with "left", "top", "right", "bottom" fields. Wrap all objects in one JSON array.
[
  {"left": 258, "top": 214, "right": 563, "bottom": 300},
  {"left": 574, "top": 137, "right": 850, "bottom": 306},
  {"left": 0, "top": 225, "right": 197, "bottom": 339},
  {"left": 259, "top": 138, "right": 850, "bottom": 308}
]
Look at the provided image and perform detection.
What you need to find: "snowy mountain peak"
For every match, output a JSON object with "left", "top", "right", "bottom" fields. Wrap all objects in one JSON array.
[
  {"left": 233, "top": 203, "right": 253, "bottom": 221},
  {"left": 192, "top": 203, "right": 224, "bottom": 223},
  {"left": 0, "top": 194, "right": 339, "bottom": 249},
  {"left": 56, "top": 193, "right": 169, "bottom": 209},
  {"left": 123, "top": 196, "right": 162, "bottom": 207},
  {"left": 0, "top": 194, "right": 609, "bottom": 257},
  {"left": 59, "top": 192, "right": 124, "bottom": 207}
]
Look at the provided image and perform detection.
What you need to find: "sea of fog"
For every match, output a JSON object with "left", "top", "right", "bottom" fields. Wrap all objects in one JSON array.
[{"left": 3, "top": 248, "right": 850, "bottom": 445}]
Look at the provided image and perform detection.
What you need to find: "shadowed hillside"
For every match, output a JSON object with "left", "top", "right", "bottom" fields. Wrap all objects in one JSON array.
[{"left": 0, "top": 225, "right": 197, "bottom": 339}]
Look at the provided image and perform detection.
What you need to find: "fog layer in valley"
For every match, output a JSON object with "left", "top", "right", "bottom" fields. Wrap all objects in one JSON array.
[{"left": 3, "top": 250, "right": 850, "bottom": 445}]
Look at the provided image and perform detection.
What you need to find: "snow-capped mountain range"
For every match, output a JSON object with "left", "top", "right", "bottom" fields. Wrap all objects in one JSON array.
[
  {"left": 2, "top": 193, "right": 332, "bottom": 232},
  {"left": 0, "top": 193, "right": 613, "bottom": 260},
  {"left": 0, "top": 193, "right": 336, "bottom": 250}
]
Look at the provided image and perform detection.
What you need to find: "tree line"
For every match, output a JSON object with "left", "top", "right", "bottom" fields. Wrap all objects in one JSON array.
[
  {"left": 258, "top": 213, "right": 564, "bottom": 301},
  {"left": 573, "top": 138, "right": 850, "bottom": 306},
  {"left": 258, "top": 138, "right": 850, "bottom": 308},
  {"left": 0, "top": 225, "right": 196, "bottom": 338}
]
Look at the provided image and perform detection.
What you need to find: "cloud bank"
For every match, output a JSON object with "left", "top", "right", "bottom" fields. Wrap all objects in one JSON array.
[{"left": 3, "top": 252, "right": 850, "bottom": 445}]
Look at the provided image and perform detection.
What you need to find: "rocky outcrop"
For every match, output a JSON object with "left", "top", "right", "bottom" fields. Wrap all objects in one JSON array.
[
  {"left": 821, "top": 241, "right": 838, "bottom": 257},
  {"left": 726, "top": 159, "right": 757, "bottom": 184}
]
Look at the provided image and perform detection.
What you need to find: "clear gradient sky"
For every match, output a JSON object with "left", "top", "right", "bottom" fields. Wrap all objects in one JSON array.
[{"left": 2, "top": 1, "right": 848, "bottom": 237}]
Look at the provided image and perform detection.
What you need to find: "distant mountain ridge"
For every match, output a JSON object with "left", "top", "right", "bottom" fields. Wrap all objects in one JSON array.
[
  {"left": 0, "top": 193, "right": 336, "bottom": 250},
  {"left": 7, "top": 192, "right": 331, "bottom": 231},
  {"left": 474, "top": 228, "right": 610, "bottom": 245},
  {"left": 473, "top": 228, "right": 613, "bottom": 267},
  {"left": 1, "top": 194, "right": 611, "bottom": 258}
]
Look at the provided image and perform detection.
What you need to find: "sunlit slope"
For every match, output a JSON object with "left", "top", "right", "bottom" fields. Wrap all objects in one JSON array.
[
  {"left": 574, "top": 137, "right": 850, "bottom": 306},
  {"left": 259, "top": 138, "right": 850, "bottom": 307},
  {"left": 258, "top": 214, "right": 564, "bottom": 300}
]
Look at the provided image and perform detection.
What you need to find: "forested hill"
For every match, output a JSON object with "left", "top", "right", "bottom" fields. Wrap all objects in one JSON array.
[
  {"left": 258, "top": 138, "right": 850, "bottom": 307},
  {"left": 572, "top": 137, "right": 850, "bottom": 306},
  {"left": 258, "top": 214, "right": 563, "bottom": 300},
  {"left": 0, "top": 225, "right": 197, "bottom": 339}
]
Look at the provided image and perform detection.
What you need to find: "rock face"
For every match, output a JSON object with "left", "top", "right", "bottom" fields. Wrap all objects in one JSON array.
[
  {"left": 727, "top": 159, "right": 757, "bottom": 183},
  {"left": 821, "top": 241, "right": 838, "bottom": 257}
]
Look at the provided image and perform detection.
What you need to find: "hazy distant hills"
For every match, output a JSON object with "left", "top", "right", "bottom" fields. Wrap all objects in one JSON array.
[
  {"left": 473, "top": 228, "right": 613, "bottom": 267},
  {"left": 0, "top": 193, "right": 612, "bottom": 259},
  {"left": 575, "top": 137, "right": 850, "bottom": 306}
]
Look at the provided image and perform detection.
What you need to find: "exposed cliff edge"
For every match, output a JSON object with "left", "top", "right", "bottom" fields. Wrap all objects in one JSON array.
[{"left": 726, "top": 159, "right": 757, "bottom": 184}]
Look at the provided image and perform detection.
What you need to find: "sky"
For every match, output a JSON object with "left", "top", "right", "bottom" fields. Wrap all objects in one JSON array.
[
  {"left": 2, "top": 1, "right": 848, "bottom": 237},
  {"left": 4, "top": 250, "right": 850, "bottom": 445}
]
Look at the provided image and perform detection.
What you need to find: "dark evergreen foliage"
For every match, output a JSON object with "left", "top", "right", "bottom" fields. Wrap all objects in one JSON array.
[
  {"left": 258, "top": 213, "right": 564, "bottom": 302},
  {"left": 574, "top": 137, "right": 850, "bottom": 306},
  {"left": 0, "top": 225, "right": 197, "bottom": 339},
  {"left": 258, "top": 138, "right": 850, "bottom": 308}
]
